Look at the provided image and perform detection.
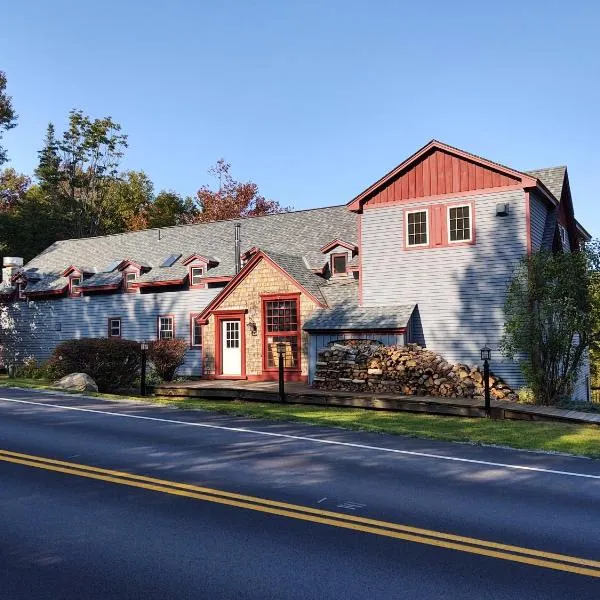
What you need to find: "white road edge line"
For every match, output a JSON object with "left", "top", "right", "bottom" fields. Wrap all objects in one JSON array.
[{"left": 1, "top": 395, "right": 599, "bottom": 480}]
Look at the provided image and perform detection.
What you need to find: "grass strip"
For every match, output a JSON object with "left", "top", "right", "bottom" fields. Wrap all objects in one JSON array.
[{"left": 1, "top": 377, "right": 598, "bottom": 458}]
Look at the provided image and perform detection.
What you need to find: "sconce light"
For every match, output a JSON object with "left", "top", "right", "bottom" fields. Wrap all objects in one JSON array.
[
  {"left": 248, "top": 318, "right": 258, "bottom": 336},
  {"left": 496, "top": 203, "right": 510, "bottom": 217}
]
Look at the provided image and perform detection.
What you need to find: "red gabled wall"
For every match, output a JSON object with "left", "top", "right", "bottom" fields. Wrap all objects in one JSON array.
[{"left": 364, "top": 149, "right": 520, "bottom": 207}]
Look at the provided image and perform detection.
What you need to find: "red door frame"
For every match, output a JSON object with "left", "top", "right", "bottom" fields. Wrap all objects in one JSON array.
[{"left": 214, "top": 310, "right": 247, "bottom": 380}]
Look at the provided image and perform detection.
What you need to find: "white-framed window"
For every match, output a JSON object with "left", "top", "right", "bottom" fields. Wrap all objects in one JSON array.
[
  {"left": 448, "top": 205, "right": 472, "bottom": 243},
  {"left": 70, "top": 276, "right": 81, "bottom": 296},
  {"left": 190, "top": 266, "right": 204, "bottom": 286},
  {"left": 125, "top": 272, "right": 137, "bottom": 289},
  {"left": 191, "top": 315, "right": 202, "bottom": 347},
  {"left": 108, "top": 318, "right": 121, "bottom": 338},
  {"left": 406, "top": 210, "right": 429, "bottom": 246},
  {"left": 158, "top": 315, "right": 174, "bottom": 340}
]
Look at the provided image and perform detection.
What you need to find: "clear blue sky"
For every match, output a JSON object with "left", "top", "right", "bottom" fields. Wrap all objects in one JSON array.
[{"left": 2, "top": 1, "right": 599, "bottom": 234}]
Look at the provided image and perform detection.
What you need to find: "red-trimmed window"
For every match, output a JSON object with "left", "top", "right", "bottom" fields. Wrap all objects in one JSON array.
[
  {"left": 158, "top": 315, "right": 174, "bottom": 340},
  {"left": 331, "top": 253, "right": 347, "bottom": 275},
  {"left": 263, "top": 296, "right": 300, "bottom": 370},
  {"left": 448, "top": 205, "right": 472, "bottom": 243},
  {"left": 190, "top": 314, "right": 202, "bottom": 347},
  {"left": 108, "top": 318, "right": 121, "bottom": 338},
  {"left": 69, "top": 276, "right": 82, "bottom": 297},
  {"left": 406, "top": 210, "right": 429, "bottom": 246},
  {"left": 190, "top": 266, "right": 204, "bottom": 287}
]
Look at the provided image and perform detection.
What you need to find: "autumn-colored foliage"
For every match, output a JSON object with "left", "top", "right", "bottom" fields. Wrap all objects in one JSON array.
[{"left": 194, "top": 159, "right": 289, "bottom": 223}]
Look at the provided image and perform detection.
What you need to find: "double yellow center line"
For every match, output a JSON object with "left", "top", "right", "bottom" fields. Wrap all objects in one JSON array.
[{"left": 1, "top": 448, "right": 599, "bottom": 578}]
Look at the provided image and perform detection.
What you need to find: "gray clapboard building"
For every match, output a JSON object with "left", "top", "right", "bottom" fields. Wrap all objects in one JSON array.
[{"left": 0, "top": 141, "right": 591, "bottom": 398}]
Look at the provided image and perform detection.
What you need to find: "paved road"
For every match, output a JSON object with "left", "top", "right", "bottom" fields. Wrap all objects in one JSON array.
[{"left": 0, "top": 386, "right": 598, "bottom": 599}]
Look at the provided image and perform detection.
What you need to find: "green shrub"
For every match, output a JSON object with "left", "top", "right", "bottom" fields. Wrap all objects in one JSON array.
[
  {"left": 148, "top": 338, "right": 188, "bottom": 381},
  {"left": 16, "top": 356, "right": 43, "bottom": 379},
  {"left": 517, "top": 387, "right": 536, "bottom": 404},
  {"left": 46, "top": 338, "right": 141, "bottom": 392}
]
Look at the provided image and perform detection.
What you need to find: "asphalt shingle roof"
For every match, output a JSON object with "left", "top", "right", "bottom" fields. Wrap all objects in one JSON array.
[
  {"left": 262, "top": 250, "right": 328, "bottom": 305},
  {"left": 25, "top": 276, "right": 69, "bottom": 294},
  {"left": 304, "top": 279, "right": 415, "bottom": 331},
  {"left": 79, "top": 272, "right": 123, "bottom": 289},
  {"left": 26, "top": 206, "right": 358, "bottom": 280},
  {"left": 525, "top": 166, "right": 566, "bottom": 201}
]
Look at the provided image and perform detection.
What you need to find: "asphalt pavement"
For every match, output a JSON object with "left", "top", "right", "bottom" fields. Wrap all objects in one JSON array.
[{"left": 0, "top": 386, "right": 598, "bottom": 599}]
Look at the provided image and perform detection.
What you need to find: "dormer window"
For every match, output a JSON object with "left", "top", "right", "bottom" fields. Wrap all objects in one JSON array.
[
  {"left": 70, "top": 276, "right": 82, "bottom": 297},
  {"left": 331, "top": 253, "right": 347, "bottom": 276},
  {"left": 17, "top": 281, "right": 26, "bottom": 300},
  {"left": 190, "top": 266, "right": 204, "bottom": 286},
  {"left": 123, "top": 272, "right": 138, "bottom": 292}
]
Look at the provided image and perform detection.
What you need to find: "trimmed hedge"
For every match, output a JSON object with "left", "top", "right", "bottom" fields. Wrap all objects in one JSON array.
[
  {"left": 46, "top": 338, "right": 142, "bottom": 392},
  {"left": 148, "top": 338, "right": 188, "bottom": 381}
]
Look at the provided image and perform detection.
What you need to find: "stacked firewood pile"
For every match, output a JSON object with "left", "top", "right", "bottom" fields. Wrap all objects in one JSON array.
[{"left": 313, "top": 341, "right": 516, "bottom": 400}]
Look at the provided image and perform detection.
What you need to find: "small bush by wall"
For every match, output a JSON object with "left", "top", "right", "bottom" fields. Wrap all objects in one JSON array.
[
  {"left": 148, "top": 338, "right": 188, "bottom": 382},
  {"left": 46, "top": 338, "right": 141, "bottom": 392},
  {"left": 313, "top": 341, "right": 516, "bottom": 400}
]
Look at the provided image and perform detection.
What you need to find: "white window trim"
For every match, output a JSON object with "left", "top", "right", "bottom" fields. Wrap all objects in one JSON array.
[
  {"left": 190, "top": 266, "right": 204, "bottom": 286},
  {"left": 109, "top": 318, "right": 121, "bottom": 338},
  {"left": 405, "top": 209, "right": 430, "bottom": 247},
  {"left": 159, "top": 316, "right": 174, "bottom": 340},
  {"left": 447, "top": 204, "right": 472, "bottom": 244}
]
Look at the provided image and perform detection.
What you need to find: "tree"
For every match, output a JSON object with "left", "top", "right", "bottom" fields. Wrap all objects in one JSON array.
[
  {"left": 0, "top": 168, "right": 30, "bottom": 212},
  {"left": 147, "top": 190, "right": 197, "bottom": 228},
  {"left": 194, "top": 159, "right": 289, "bottom": 223},
  {"left": 37, "top": 110, "right": 128, "bottom": 238},
  {"left": 35, "top": 123, "right": 61, "bottom": 198},
  {"left": 103, "top": 170, "right": 154, "bottom": 233},
  {"left": 501, "top": 244, "right": 600, "bottom": 405},
  {"left": 0, "top": 71, "right": 17, "bottom": 167}
]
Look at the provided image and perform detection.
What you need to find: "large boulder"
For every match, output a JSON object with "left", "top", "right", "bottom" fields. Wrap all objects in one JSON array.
[{"left": 54, "top": 372, "right": 98, "bottom": 393}]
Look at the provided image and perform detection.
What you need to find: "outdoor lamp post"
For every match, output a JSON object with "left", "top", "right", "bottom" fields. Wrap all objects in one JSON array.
[
  {"left": 276, "top": 341, "right": 287, "bottom": 403},
  {"left": 140, "top": 340, "right": 149, "bottom": 397},
  {"left": 480, "top": 345, "right": 491, "bottom": 417}
]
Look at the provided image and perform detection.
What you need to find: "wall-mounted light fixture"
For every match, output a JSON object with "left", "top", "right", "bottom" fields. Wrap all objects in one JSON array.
[
  {"left": 496, "top": 203, "right": 510, "bottom": 217},
  {"left": 247, "top": 318, "right": 258, "bottom": 336}
]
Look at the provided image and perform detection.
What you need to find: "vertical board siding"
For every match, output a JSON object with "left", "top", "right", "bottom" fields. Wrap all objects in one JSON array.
[
  {"left": 361, "top": 188, "right": 527, "bottom": 389},
  {"left": 529, "top": 192, "right": 548, "bottom": 252},
  {"left": 8, "top": 288, "right": 220, "bottom": 376},
  {"left": 308, "top": 332, "right": 405, "bottom": 383},
  {"left": 367, "top": 150, "right": 520, "bottom": 206}
]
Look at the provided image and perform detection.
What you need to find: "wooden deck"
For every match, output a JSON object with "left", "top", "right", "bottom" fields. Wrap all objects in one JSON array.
[{"left": 154, "top": 380, "right": 600, "bottom": 426}]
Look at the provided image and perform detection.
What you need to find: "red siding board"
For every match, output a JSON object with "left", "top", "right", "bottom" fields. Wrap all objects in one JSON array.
[
  {"left": 422, "top": 155, "right": 431, "bottom": 197},
  {"left": 401, "top": 171, "right": 409, "bottom": 199},
  {"left": 451, "top": 155, "right": 460, "bottom": 193},
  {"left": 444, "top": 153, "right": 452, "bottom": 193},
  {"left": 360, "top": 149, "right": 522, "bottom": 208},
  {"left": 430, "top": 153, "right": 438, "bottom": 195},
  {"left": 415, "top": 162, "right": 423, "bottom": 197},
  {"left": 408, "top": 167, "right": 416, "bottom": 198}
]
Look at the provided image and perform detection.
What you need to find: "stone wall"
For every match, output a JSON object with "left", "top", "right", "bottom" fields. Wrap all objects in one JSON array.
[
  {"left": 313, "top": 340, "right": 517, "bottom": 400},
  {"left": 203, "top": 258, "right": 318, "bottom": 377}
]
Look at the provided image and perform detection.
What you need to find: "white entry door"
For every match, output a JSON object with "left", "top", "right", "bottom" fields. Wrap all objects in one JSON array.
[{"left": 221, "top": 320, "right": 242, "bottom": 376}]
